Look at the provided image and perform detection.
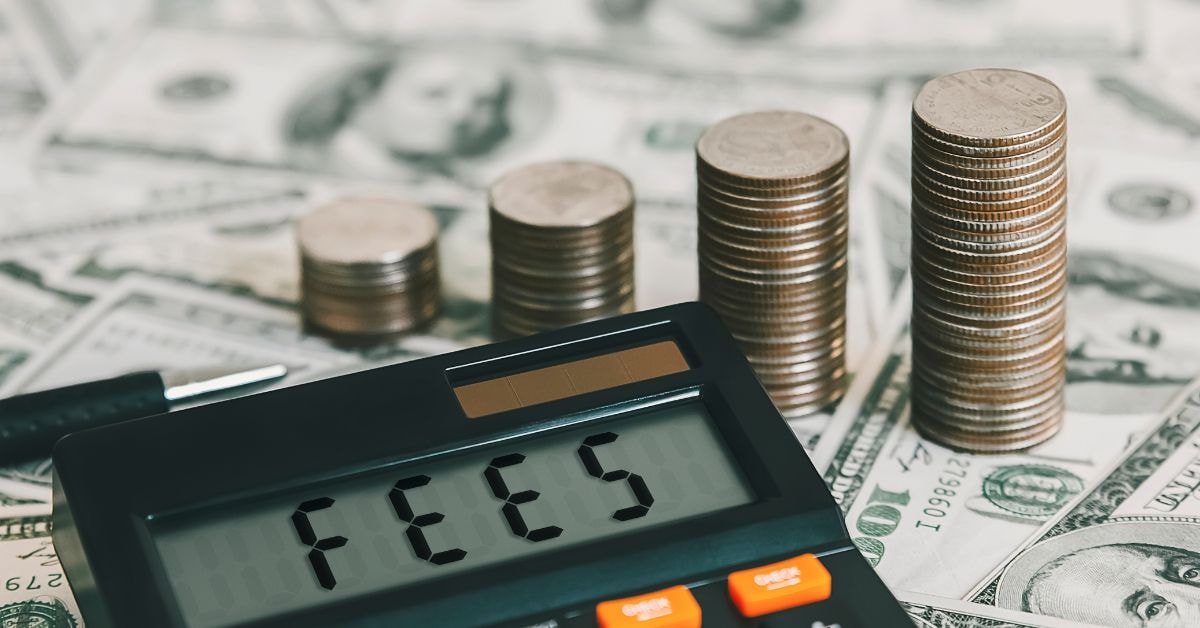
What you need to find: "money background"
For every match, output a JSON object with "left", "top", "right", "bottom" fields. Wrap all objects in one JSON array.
[{"left": 1, "top": 1, "right": 1199, "bottom": 626}]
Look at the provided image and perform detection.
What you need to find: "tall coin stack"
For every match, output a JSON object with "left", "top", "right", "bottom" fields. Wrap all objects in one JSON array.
[
  {"left": 910, "top": 68, "right": 1068, "bottom": 453},
  {"left": 489, "top": 161, "right": 635, "bottom": 337},
  {"left": 697, "top": 111, "right": 849, "bottom": 417},
  {"left": 297, "top": 197, "right": 441, "bottom": 338}
]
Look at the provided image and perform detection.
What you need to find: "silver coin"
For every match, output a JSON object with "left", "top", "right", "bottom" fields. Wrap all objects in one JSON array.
[
  {"left": 489, "top": 160, "right": 633, "bottom": 229},
  {"left": 297, "top": 197, "right": 438, "bottom": 268},
  {"left": 697, "top": 111, "right": 849, "bottom": 186},
  {"left": 913, "top": 69, "right": 1066, "bottom": 145}
]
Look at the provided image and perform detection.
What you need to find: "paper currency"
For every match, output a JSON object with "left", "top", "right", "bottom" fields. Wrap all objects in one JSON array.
[
  {"left": 0, "top": 276, "right": 378, "bottom": 399},
  {"left": 0, "top": 536, "right": 82, "bottom": 627},
  {"left": 0, "top": 261, "right": 89, "bottom": 348},
  {"left": 816, "top": 147, "right": 1200, "bottom": 594},
  {"left": 899, "top": 591, "right": 1096, "bottom": 628},
  {"left": 0, "top": 13, "right": 47, "bottom": 141},
  {"left": 0, "top": 0, "right": 1195, "bottom": 625},
  {"left": 814, "top": 293, "right": 1151, "bottom": 598},
  {"left": 0, "top": 173, "right": 307, "bottom": 256},
  {"left": 969, "top": 373, "right": 1200, "bottom": 626},
  {"left": 308, "top": 0, "right": 1141, "bottom": 67},
  {"left": 46, "top": 28, "right": 880, "bottom": 200}
]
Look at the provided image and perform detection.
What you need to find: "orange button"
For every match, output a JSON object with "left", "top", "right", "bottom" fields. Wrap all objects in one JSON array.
[
  {"left": 727, "top": 553, "right": 832, "bottom": 617},
  {"left": 595, "top": 585, "right": 701, "bottom": 628}
]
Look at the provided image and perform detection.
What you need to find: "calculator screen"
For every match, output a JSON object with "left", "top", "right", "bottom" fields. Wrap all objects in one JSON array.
[{"left": 153, "top": 402, "right": 754, "bottom": 627}]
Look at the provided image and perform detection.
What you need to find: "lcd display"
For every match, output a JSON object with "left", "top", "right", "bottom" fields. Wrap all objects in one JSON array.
[{"left": 153, "top": 402, "right": 754, "bottom": 627}]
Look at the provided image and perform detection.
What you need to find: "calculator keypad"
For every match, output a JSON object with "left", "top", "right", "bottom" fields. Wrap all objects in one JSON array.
[{"left": 511, "top": 547, "right": 913, "bottom": 627}]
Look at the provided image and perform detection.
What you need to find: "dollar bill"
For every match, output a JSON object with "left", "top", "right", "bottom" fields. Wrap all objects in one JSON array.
[
  {"left": 967, "top": 375, "right": 1200, "bottom": 626},
  {"left": 0, "top": 535, "right": 82, "bottom": 628},
  {"left": 167, "top": 0, "right": 1140, "bottom": 66},
  {"left": 0, "top": 347, "right": 29, "bottom": 382},
  {"left": 0, "top": 173, "right": 307, "bottom": 256},
  {"left": 815, "top": 147, "right": 1200, "bottom": 595},
  {"left": 0, "top": 260, "right": 89, "bottom": 347},
  {"left": 0, "top": 275, "right": 366, "bottom": 398},
  {"left": 46, "top": 27, "right": 881, "bottom": 202},
  {"left": 0, "top": 11, "right": 49, "bottom": 142},
  {"left": 812, "top": 291, "right": 1155, "bottom": 598},
  {"left": 899, "top": 591, "right": 1097, "bottom": 628}
]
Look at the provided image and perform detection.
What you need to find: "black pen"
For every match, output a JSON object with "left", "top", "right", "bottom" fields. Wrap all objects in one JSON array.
[{"left": 0, "top": 364, "right": 288, "bottom": 463}]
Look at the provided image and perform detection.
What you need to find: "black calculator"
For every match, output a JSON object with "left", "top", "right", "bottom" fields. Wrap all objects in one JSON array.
[{"left": 52, "top": 302, "right": 913, "bottom": 627}]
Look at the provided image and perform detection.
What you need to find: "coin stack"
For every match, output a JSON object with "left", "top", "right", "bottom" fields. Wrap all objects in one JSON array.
[
  {"left": 297, "top": 197, "right": 441, "bottom": 338},
  {"left": 696, "top": 111, "right": 849, "bottom": 417},
  {"left": 489, "top": 161, "right": 635, "bottom": 337},
  {"left": 910, "top": 68, "right": 1068, "bottom": 453}
]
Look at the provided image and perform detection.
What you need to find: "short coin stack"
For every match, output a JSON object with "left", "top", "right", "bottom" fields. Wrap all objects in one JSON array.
[
  {"left": 910, "top": 68, "right": 1068, "bottom": 453},
  {"left": 489, "top": 160, "right": 635, "bottom": 337},
  {"left": 297, "top": 197, "right": 441, "bottom": 338},
  {"left": 696, "top": 111, "right": 849, "bottom": 417}
]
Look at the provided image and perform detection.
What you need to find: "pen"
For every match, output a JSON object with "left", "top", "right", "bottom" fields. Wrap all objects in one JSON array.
[{"left": 0, "top": 364, "right": 288, "bottom": 463}]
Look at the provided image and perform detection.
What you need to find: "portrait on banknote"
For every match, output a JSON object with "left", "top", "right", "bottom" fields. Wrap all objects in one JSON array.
[
  {"left": 282, "top": 49, "right": 549, "bottom": 178},
  {"left": 995, "top": 521, "right": 1200, "bottom": 626}
]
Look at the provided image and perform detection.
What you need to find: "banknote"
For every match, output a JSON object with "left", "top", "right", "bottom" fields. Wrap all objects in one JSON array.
[
  {"left": 0, "top": 461, "right": 50, "bottom": 520},
  {"left": 815, "top": 146, "right": 1200, "bottom": 595},
  {"left": 0, "top": 260, "right": 89, "bottom": 348},
  {"left": 45, "top": 27, "right": 881, "bottom": 205},
  {"left": 0, "top": 346, "right": 27, "bottom": 382},
  {"left": 0, "top": 172, "right": 307, "bottom": 256},
  {"left": 0, "top": 0, "right": 144, "bottom": 93},
  {"left": 0, "top": 274, "right": 364, "bottom": 398},
  {"left": 899, "top": 591, "right": 1097, "bottom": 628},
  {"left": 0, "top": 535, "right": 82, "bottom": 627},
  {"left": 40, "top": 26, "right": 888, "bottom": 360},
  {"left": 155, "top": 0, "right": 1141, "bottom": 67},
  {"left": 0, "top": 275, "right": 355, "bottom": 523},
  {"left": 812, "top": 290, "right": 1156, "bottom": 598},
  {"left": 968, "top": 374, "right": 1200, "bottom": 627},
  {"left": 0, "top": 11, "right": 48, "bottom": 141}
]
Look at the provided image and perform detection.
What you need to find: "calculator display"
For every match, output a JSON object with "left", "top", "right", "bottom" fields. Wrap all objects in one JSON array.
[{"left": 153, "top": 402, "right": 753, "bottom": 627}]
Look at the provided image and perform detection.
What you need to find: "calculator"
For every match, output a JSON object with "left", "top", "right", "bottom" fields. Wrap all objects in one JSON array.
[{"left": 52, "top": 302, "right": 913, "bottom": 627}]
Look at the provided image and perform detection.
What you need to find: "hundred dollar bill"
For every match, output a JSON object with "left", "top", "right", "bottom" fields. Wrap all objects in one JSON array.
[
  {"left": 0, "top": 261, "right": 89, "bottom": 347},
  {"left": 812, "top": 285, "right": 1162, "bottom": 597},
  {"left": 0, "top": 173, "right": 307, "bottom": 256},
  {"left": 0, "top": 535, "right": 82, "bottom": 627},
  {"left": 0, "top": 275, "right": 363, "bottom": 398},
  {"left": 46, "top": 26, "right": 880, "bottom": 206},
  {"left": 0, "top": 346, "right": 29, "bottom": 381},
  {"left": 178, "top": 0, "right": 1139, "bottom": 65},
  {"left": 899, "top": 591, "right": 1097, "bottom": 628},
  {"left": 968, "top": 375, "right": 1200, "bottom": 627},
  {"left": 0, "top": 11, "right": 49, "bottom": 142}
]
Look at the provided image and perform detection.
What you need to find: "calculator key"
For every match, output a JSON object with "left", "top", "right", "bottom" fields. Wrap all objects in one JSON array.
[
  {"left": 727, "top": 553, "right": 832, "bottom": 617},
  {"left": 595, "top": 585, "right": 701, "bottom": 628}
]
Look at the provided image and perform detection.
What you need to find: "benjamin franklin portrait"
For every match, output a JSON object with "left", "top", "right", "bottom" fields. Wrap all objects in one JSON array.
[
  {"left": 1066, "top": 250, "right": 1200, "bottom": 414},
  {"left": 283, "top": 49, "right": 549, "bottom": 179},
  {"left": 996, "top": 523, "right": 1200, "bottom": 627}
]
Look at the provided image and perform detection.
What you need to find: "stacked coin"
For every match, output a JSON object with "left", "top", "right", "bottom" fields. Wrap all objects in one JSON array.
[
  {"left": 696, "top": 111, "right": 849, "bottom": 417},
  {"left": 297, "top": 197, "right": 441, "bottom": 338},
  {"left": 910, "top": 68, "right": 1067, "bottom": 453},
  {"left": 489, "top": 161, "right": 635, "bottom": 337}
]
